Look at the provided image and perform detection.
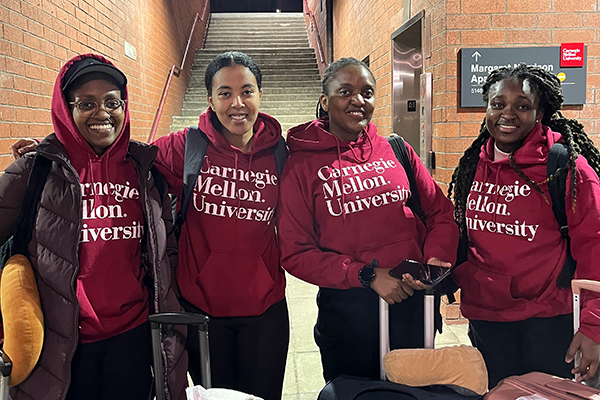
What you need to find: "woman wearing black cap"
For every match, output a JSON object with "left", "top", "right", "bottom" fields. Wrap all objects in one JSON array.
[{"left": 0, "top": 54, "right": 187, "bottom": 400}]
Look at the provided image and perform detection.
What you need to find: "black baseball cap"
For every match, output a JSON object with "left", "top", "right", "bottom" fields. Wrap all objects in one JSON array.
[{"left": 62, "top": 57, "right": 127, "bottom": 92}]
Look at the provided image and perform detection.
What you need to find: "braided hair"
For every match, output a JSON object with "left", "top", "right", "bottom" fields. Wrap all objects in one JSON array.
[
  {"left": 316, "top": 57, "right": 376, "bottom": 118},
  {"left": 448, "top": 63, "right": 600, "bottom": 236}
]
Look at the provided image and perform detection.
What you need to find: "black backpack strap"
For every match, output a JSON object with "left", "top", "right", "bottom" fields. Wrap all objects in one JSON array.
[
  {"left": 271, "top": 136, "right": 287, "bottom": 177},
  {"left": 387, "top": 136, "right": 425, "bottom": 225},
  {"left": 548, "top": 143, "right": 569, "bottom": 238},
  {"left": 175, "top": 126, "right": 209, "bottom": 231},
  {"left": 12, "top": 154, "right": 52, "bottom": 256},
  {"left": 548, "top": 143, "right": 576, "bottom": 288},
  {"left": 150, "top": 166, "right": 166, "bottom": 201}
]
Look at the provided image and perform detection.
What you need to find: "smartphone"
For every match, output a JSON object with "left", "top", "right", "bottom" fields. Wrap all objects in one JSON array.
[{"left": 389, "top": 259, "right": 451, "bottom": 287}]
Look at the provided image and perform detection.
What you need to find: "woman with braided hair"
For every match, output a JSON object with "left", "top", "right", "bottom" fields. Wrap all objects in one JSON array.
[{"left": 448, "top": 63, "right": 600, "bottom": 387}]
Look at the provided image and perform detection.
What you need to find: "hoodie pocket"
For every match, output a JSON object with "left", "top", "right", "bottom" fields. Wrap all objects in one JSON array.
[
  {"left": 453, "top": 261, "right": 521, "bottom": 312},
  {"left": 77, "top": 269, "right": 147, "bottom": 320},
  {"left": 195, "top": 250, "right": 276, "bottom": 315},
  {"left": 355, "top": 238, "right": 423, "bottom": 269}
]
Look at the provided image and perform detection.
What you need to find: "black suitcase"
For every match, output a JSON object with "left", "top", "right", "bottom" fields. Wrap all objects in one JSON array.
[
  {"left": 318, "top": 375, "right": 480, "bottom": 400},
  {"left": 318, "top": 289, "right": 481, "bottom": 400},
  {"left": 149, "top": 312, "right": 211, "bottom": 400}
]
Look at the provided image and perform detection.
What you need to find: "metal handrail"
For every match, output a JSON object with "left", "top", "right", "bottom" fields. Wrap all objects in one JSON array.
[
  {"left": 303, "top": 0, "right": 326, "bottom": 65},
  {"left": 147, "top": 0, "right": 210, "bottom": 143}
]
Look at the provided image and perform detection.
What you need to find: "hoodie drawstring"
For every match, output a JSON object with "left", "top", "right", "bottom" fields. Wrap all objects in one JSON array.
[
  {"left": 347, "top": 130, "right": 374, "bottom": 164},
  {"left": 335, "top": 138, "right": 346, "bottom": 223},
  {"left": 334, "top": 130, "right": 376, "bottom": 224}
]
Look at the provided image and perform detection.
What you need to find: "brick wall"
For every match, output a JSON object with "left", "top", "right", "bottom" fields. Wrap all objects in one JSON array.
[
  {"left": 303, "top": 0, "right": 330, "bottom": 76},
  {"left": 331, "top": 0, "right": 406, "bottom": 140},
  {"left": 327, "top": 0, "right": 600, "bottom": 190},
  {"left": 0, "top": 0, "right": 209, "bottom": 171}
]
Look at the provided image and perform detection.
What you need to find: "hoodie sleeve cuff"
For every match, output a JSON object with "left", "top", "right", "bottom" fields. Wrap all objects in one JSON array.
[
  {"left": 578, "top": 324, "right": 600, "bottom": 345},
  {"left": 346, "top": 261, "right": 366, "bottom": 288}
]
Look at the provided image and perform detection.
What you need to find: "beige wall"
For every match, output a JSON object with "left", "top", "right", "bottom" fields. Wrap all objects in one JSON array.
[{"left": 0, "top": 0, "right": 209, "bottom": 170}]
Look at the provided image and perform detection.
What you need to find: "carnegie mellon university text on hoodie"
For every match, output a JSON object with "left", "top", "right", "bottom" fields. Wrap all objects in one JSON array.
[
  {"left": 80, "top": 179, "right": 144, "bottom": 242},
  {"left": 192, "top": 159, "right": 278, "bottom": 224},
  {"left": 317, "top": 157, "right": 411, "bottom": 217},
  {"left": 466, "top": 179, "right": 539, "bottom": 242}
]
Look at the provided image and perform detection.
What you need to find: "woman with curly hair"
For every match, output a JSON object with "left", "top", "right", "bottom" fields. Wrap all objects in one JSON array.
[{"left": 448, "top": 63, "right": 600, "bottom": 387}]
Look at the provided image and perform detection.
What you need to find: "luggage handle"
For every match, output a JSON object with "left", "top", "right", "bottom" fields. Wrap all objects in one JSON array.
[
  {"left": 149, "top": 312, "right": 211, "bottom": 400},
  {"left": 0, "top": 351, "right": 11, "bottom": 400},
  {"left": 571, "top": 280, "right": 600, "bottom": 296},
  {"left": 378, "top": 288, "right": 435, "bottom": 381},
  {"left": 571, "top": 279, "right": 600, "bottom": 382},
  {"left": 148, "top": 312, "right": 209, "bottom": 326}
]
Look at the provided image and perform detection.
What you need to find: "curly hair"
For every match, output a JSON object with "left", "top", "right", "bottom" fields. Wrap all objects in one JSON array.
[
  {"left": 448, "top": 63, "right": 600, "bottom": 236},
  {"left": 316, "top": 57, "right": 376, "bottom": 118}
]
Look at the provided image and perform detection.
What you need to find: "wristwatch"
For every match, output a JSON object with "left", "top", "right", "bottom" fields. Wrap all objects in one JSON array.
[{"left": 359, "top": 259, "right": 378, "bottom": 288}]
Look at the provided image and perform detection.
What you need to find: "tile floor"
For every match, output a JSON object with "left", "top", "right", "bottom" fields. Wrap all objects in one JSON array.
[{"left": 282, "top": 273, "right": 471, "bottom": 400}]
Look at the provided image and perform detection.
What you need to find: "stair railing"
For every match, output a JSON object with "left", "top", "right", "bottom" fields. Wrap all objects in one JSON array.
[
  {"left": 303, "top": 0, "right": 326, "bottom": 65},
  {"left": 147, "top": 0, "right": 210, "bottom": 143}
]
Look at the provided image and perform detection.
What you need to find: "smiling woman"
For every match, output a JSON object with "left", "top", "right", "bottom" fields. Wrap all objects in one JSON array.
[
  {"left": 277, "top": 57, "right": 458, "bottom": 381},
  {"left": 67, "top": 78, "right": 126, "bottom": 155},
  {"left": 149, "top": 52, "right": 289, "bottom": 400},
  {"left": 0, "top": 54, "right": 187, "bottom": 400},
  {"left": 448, "top": 63, "right": 600, "bottom": 388}
]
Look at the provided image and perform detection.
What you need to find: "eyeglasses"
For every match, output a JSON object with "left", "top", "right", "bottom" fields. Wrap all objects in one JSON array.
[{"left": 68, "top": 99, "right": 127, "bottom": 117}]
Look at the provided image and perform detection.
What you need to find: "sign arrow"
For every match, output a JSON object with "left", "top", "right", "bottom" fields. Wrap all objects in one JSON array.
[{"left": 472, "top": 51, "right": 481, "bottom": 62}]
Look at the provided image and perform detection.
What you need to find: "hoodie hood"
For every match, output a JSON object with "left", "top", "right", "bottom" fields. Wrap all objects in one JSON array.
[
  {"left": 198, "top": 107, "right": 282, "bottom": 155},
  {"left": 481, "top": 122, "right": 561, "bottom": 165},
  {"left": 287, "top": 117, "right": 376, "bottom": 154},
  {"left": 52, "top": 53, "right": 130, "bottom": 175}
]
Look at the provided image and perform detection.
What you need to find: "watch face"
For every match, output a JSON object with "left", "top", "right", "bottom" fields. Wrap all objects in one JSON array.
[{"left": 360, "top": 266, "right": 375, "bottom": 287}]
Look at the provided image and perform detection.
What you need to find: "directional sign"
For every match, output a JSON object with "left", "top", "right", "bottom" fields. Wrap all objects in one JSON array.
[{"left": 460, "top": 46, "right": 587, "bottom": 108}]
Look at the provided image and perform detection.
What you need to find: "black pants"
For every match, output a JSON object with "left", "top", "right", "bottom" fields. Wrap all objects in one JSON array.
[
  {"left": 66, "top": 322, "right": 153, "bottom": 400},
  {"left": 182, "top": 298, "right": 290, "bottom": 400},
  {"left": 316, "top": 287, "right": 427, "bottom": 382},
  {"left": 469, "top": 314, "right": 574, "bottom": 388}
]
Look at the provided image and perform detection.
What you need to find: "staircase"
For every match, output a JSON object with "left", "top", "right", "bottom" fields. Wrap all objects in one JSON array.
[{"left": 170, "top": 13, "right": 323, "bottom": 134}]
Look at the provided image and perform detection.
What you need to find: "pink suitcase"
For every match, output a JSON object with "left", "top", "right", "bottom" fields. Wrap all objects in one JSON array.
[
  {"left": 484, "top": 279, "right": 600, "bottom": 400},
  {"left": 484, "top": 371, "right": 599, "bottom": 400}
]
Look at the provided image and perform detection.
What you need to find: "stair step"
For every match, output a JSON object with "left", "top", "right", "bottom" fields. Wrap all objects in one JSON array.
[
  {"left": 205, "top": 37, "right": 309, "bottom": 43},
  {"left": 170, "top": 12, "right": 321, "bottom": 135},
  {"left": 173, "top": 114, "right": 313, "bottom": 125},
  {"left": 207, "top": 31, "right": 307, "bottom": 37},
  {"left": 185, "top": 86, "right": 322, "bottom": 96},
  {"left": 194, "top": 48, "right": 316, "bottom": 54},
  {"left": 191, "top": 66, "right": 320, "bottom": 73},
  {"left": 188, "top": 75, "right": 320, "bottom": 85},
  {"left": 193, "top": 59, "right": 318, "bottom": 67},
  {"left": 182, "top": 99, "right": 319, "bottom": 111}
]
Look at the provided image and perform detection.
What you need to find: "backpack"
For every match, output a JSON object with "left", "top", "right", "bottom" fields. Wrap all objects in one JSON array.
[
  {"left": 0, "top": 155, "right": 167, "bottom": 267},
  {"left": 547, "top": 142, "right": 577, "bottom": 288},
  {"left": 174, "top": 126, "right": 288, "bottom": 233},
  {"left": 387, "top": 136, "right": 445, "bottom": 330},
  {"left": 451, "top": 142, "right": 580, "bottom": 297},
  {"left": 387, "top": 136, "right": 425, "bottom": 225},
  {"left": 0, "top": 154, "right": 53, "bottom": 269}
]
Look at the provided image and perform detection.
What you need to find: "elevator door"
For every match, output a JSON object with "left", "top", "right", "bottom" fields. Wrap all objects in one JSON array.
[{"left": 391, "top": 13, "right": 423, "bottom": 154}]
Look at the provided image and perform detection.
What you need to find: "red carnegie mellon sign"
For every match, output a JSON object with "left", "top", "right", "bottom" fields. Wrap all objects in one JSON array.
[{"left": 561, "top": 43, "right": 584, "bottom": 67}]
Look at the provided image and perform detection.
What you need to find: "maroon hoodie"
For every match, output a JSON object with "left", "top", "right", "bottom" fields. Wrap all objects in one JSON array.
[
  {"left": 278, "top": 118, "right": 458, "bottom": 288},
  {"left": 153, "top": 108, "right": 286, "bottom": 317},
  {"left": 453, "top": 123, "right": 600, "bottom": 343},
  {"left": 52, "top": 54, "right": 148, "bottom": 343}
]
